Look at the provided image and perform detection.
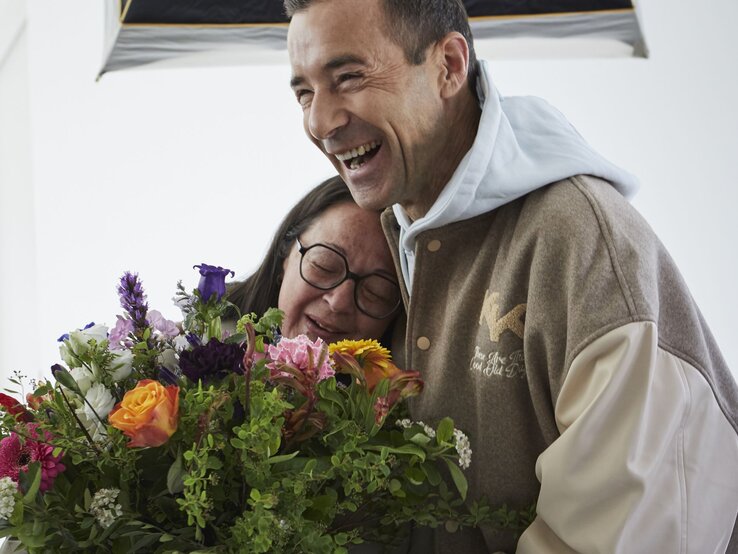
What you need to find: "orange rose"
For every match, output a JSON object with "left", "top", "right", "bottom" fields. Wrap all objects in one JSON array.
[{"left": 109, "top": 380, "right": 179, "bottom": 448}]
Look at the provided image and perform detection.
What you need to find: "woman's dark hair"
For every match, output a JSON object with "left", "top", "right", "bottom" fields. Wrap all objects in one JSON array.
[{"left": 226, "top": 176, "right": 355, "bottom": 318}]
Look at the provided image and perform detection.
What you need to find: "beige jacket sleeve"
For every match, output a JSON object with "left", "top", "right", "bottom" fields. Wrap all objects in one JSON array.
[{"left": 517, "top": 321, "right": 738, "bottom": 554}]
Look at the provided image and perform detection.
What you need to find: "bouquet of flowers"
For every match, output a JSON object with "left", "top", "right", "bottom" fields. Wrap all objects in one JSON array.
[{"left": 0, "top": 265, "right": 530, "bottom": 553}]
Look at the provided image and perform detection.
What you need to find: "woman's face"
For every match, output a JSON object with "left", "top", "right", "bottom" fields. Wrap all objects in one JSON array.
[{"left": 278, "top": 201, "right": 398, "bottom": 343}]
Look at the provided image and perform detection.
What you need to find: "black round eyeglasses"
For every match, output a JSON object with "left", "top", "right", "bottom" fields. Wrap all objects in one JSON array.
[{"left": 296, "top": 238, "right": 401, "bottom": 319}]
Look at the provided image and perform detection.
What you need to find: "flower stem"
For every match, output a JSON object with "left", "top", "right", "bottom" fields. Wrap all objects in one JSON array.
[{"left": 57, "top": 385, "right": 100, "bottom": 453}]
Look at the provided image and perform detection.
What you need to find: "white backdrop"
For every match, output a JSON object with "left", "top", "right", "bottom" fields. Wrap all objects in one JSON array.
[{"left": 1, "top": 0, "right": 737, "bottom": 385}]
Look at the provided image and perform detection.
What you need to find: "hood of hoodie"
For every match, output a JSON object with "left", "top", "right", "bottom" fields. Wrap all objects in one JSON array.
[{"left": 393, "top": 60, "right": 640, "bottom": 293}]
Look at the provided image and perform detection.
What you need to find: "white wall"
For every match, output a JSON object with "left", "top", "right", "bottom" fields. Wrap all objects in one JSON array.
[
  {"left": 0, "top": 0, "right": 39, "bottom": 383},
  {"left": 1, "top": 0, "right": 736, "bottom": 383}
]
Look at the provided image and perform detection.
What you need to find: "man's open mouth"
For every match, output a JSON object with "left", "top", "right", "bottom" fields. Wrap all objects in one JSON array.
[{"left": 335, "top": 141, "right": 381, "bottom": 170}]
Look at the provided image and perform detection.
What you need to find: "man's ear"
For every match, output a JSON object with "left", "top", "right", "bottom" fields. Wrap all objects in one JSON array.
[{"left": 436, "top": 32, "right": 470, "bottom": 99}]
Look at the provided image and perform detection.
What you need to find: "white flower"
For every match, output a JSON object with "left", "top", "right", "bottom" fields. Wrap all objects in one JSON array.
[
  {"left": 109, "top": 350, "right": 133, "bottom": 381},
  {"left": 453, "top": 429, "right": 472, "bottom": 470},
  {"left": 158, "top": 348, "right": 179, "bottom": 372},
  {"left": 69, "top": 367, "right": 94, "bottom": 395},
  {"left": 83, "top": 383, "right": 115, "bottom": 420},
  {"left": 396, "top": 419, "right": 412, "bottom": 429},
  {"left": 59, "top": 342, "right": 78, "bottom": 368},
  {"left": 69, "top": 324, "right": 109, "bottom": 354},
  {"left": 75, "top": 408, "right": 109, "bottom": 443},
  {"left": 173, "top": 335, "right": 190, "bottom": 352},
  {"left": 90, "top": 488, "right": 123, "bottom": 528},
  {"left": 0, "top": 477, "right": 17, "bottom": 520}
]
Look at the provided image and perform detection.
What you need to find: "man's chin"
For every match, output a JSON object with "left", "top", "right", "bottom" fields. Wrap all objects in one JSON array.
[{"left": 344, "top": 180, "right": 393, "bottom": 211}]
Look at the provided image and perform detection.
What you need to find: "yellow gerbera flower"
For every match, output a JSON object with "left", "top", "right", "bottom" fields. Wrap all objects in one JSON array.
[
  {"left": 329, "top": 339, "right": 397, "bottom": 391},
  {"left": 329, "top": 339, "right": 392, "bottom": 366}
]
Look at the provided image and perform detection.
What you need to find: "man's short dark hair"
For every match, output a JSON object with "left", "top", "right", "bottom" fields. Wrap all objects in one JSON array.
[{"left": 284, "top": 0, "right": 479, "bottom": 94}]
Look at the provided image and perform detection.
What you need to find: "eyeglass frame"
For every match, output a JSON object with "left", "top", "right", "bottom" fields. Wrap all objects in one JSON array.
[{"left": 295, "top": 238, "right": 401, "bottom": 319}]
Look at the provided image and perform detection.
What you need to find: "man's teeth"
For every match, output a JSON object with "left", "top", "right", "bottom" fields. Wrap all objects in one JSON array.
[{"left": 335, "top": 141, "right": 380, "bottom": 163}]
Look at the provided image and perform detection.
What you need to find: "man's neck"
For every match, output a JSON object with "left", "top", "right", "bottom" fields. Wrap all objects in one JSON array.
[{"left": 403, "top": 92, "right": 482, "bottom": 222}]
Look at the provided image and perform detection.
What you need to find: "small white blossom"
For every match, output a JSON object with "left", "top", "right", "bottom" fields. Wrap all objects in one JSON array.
[
  {"left": 453, "top": 429, "right": 472, "bottom": 470},
  {"left": 396, "top": 418, "right": 436, "bottom": 437},
  {"left": 90, "top": 488, "right": 123, "bottom": 528},
  {"left": 396, "top": 419, "right": 412, "bottom": 429},
  {"left": 0, "top": 477, "right": 18, "bottom": 520}
]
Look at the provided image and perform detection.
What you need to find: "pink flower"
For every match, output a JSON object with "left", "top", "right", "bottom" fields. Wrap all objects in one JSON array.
[
  {"left": 266, "top": 335, "right": 334, "bottom": 382},
  {"left": 0, "top": 426, "right": 65, "bottom": 493},
  {"left": 108, "top": 316, "right": 135, "bottom": 350},
  {"left": 373, "top": 396, "right": 391, "bottom": 425},
  {"left": 147, "top": 310, "right": 180, "bottom": 338}
]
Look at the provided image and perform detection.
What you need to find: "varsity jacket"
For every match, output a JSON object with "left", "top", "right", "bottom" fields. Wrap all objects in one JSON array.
[{"left": 381, "top": 175, "right": 738, "bottom": 553}]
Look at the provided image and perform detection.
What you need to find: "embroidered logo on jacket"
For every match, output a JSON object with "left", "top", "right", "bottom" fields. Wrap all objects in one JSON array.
[
  {"left": 478, "top": 291, "right": 526, "bottom": 342},
  {"left": 471, "top": 290, "right": 527, "bottom": 380}
]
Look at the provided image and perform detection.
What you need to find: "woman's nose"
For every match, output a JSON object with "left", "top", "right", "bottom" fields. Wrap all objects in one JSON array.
[{"left": 322, "top": 280, "right": 355, "bottom": 313}]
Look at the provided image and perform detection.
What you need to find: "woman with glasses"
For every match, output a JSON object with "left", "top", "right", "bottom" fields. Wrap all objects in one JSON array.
[{"left": 227, "top": 176, "right": 401, "bottom": 344}]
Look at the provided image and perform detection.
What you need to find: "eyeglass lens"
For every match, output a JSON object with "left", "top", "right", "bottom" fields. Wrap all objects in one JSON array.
[{"left": 299, "top": 244, "right": 400, "bottom": 318}]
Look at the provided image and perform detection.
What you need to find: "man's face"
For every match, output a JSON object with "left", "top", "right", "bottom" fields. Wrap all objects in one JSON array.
[{"left": 287, "top": 0, "right": 447, "bottom": 215}]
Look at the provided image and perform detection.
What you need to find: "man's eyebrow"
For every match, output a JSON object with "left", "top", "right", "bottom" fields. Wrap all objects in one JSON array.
[
  {"left": 290, "top": 54, "right": 366, "bottom": 88},
  {"left": 324, "top": 54, "right": 365, "bottom": 70}
]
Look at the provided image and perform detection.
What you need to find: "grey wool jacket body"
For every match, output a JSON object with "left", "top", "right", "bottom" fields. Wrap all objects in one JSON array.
[{"left": 381, "top": 175, "right": 738, "bottom": 553}]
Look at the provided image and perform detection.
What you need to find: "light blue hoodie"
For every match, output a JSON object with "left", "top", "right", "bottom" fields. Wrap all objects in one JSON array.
[{"left": 393, "top": 60, "right": 640, "bottom": 293}]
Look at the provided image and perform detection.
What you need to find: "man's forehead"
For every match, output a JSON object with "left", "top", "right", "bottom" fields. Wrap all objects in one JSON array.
[{"left": 287, "top": 0, "right": 386, "bottom": 65}]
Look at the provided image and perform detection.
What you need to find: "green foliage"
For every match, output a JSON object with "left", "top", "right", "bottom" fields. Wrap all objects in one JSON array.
[{"left": 0, "top": 286, "right": 533, "bottom": 552}]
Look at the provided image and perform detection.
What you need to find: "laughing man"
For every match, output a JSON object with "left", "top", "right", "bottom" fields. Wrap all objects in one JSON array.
[{"left": 284, "top": 0, "right": 738, "bottom": 551}]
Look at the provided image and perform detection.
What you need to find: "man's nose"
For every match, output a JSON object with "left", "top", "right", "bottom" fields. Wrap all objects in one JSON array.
[
  {"left": 323, "top": 280, "right": 355, "bottom": 314},
  {"left": 307, "top": 91, "right": 349, "bottom": 141}
]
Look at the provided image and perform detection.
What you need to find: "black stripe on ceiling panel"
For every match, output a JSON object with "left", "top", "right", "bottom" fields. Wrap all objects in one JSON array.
[
  {"left": 462, "top": 0, "right": 633, "bottom": 16},
  {"left": 123, "top": 0, "right": 289, "bottom": 24},
  {"left": 122, "top": 0, "right": 634, "bottom": 25}
]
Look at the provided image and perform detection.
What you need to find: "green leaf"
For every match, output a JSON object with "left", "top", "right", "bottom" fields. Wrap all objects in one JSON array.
[
  {"left": 268, "top": 451, "right": 300, "bottom": 465},
  {"left": 421, "top": 461, "right": 442, "bottom": 486},
  {"left": 365, "top": 444, "right": 426, "bottom": 462},
  {"left": 206, "top": 456, "right": 223, "bottom": 470},
  {"left": 404, "top": 466, "right": 426, "bottom": 485},
  {"left": 21, "top": 462, "right": 41, "bottom": 503},
  {"left": 9, "top": 496, "right": 24, "bottom": 526},
  {"left": 436, "top": 417, "right": 454, "bottom": 444},
  {"left": 444, "top": 458, "right": 468, "bottom": 501},
  {"left": 224, "top": 333, "right": 247, "bottom": 345},
  {"left": 409, "top": 432, "right": 432, "bottom": 446},
  {"left": 167, "top": 455, "right": 185, "bottom": 494}
]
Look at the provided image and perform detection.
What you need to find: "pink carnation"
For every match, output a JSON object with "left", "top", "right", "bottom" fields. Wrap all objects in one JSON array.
[
  {"left": 0, "top": 426, "right": 66, "bottom": 493},
  {"left": 266, "top": 335, "right": 334, "bottom": 382}
]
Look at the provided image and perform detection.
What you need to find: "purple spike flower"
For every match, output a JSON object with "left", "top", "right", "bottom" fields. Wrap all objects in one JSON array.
[
  {"left": 117, "top": 272, "right": 149, "bottom": 332},
  {"left": 194, "top": 264, "right": 234, "bottom": 302}
]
